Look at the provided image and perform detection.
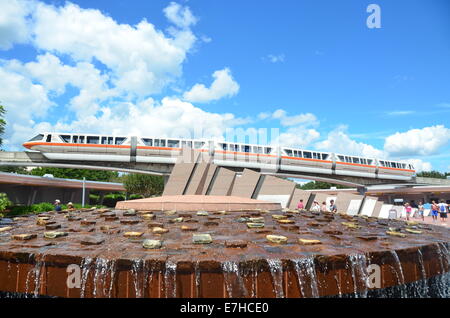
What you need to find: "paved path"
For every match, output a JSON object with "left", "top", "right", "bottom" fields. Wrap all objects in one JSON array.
[{"left": 401, "top": 215, "right": 449, "bottom": 228}]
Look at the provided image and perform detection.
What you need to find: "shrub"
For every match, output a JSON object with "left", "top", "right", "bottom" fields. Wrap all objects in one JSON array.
[
  {"left": 103, "top": 193, "right": 126, "bottom": 207},
  {"left": 0, "top": 193, "right": 12, "bottom": 212},
  {"left": 7, "top": 202, "right": 103, "bottom": 216},
  {"left": 129, "top": 194, "right": 144, "bottom": 200},
  {"left": 123, "top": 174, "right": 164, "bottom": 197},
  {"left": 31, "top": 202, "right": 55, "bottom": 212},
  {"left": 89, "top": 194, "right": 100, "bottom": 205}
]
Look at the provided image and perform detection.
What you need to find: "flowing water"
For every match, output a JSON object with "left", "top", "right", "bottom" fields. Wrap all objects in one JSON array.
[
  {"left": 389, "top": 251, "right": 407, "bottom": 298},
  {"left": 24, "top": 254, "right": 45, "bottom": 298},
  {"left": 267, "top": 259, "right": 284, "bottom": 298},
  {"left": 164, "top": 260, "right": 177, "bottom": 298},
  {"left": 416, "top": 249, "right": 429, "bottom": 298},
  {"left": 194, "top": 261, "right": 201, "bottom": 297},
  {"left": 292, "top": 257, "right": 319, "bottom": 298},
  {"left": 80, "top": 257, "right": 93, "bottom": 298},
  {"left": 346, "top": 253, "right": 369, "bottom": 298},
  {"left": 221, "top": 261, "right": 248, "bottom": 297},
  {"left": 131, "top": 259, "right": 144, "bottom": 298}
]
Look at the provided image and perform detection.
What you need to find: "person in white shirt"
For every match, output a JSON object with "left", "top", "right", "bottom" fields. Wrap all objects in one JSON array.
[
  {"left": 310, "top": 201, "right": 320, "bottom": 213},
  {"left": 438, "top": 200, "right": 448, "bottom": 223}
]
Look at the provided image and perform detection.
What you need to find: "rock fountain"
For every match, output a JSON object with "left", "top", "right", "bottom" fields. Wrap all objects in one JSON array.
[{"left": 0, "top": 201, "right": 449, "bottom": 298}]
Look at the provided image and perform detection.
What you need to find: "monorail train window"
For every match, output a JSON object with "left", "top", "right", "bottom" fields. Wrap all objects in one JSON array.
[
  {"left": 29, "top": 134, "right": 44, "bottom": 141},
  {"left": 285, "top": 149, "right": 292, "bottom": 156},
  {"left": 168, "top": 140, "right": 180, "bottom": 148},
  {"left": 60, "top": 135, "right": 71, "bottom": 143},
  {"left": 337, "top": 155, "right": 345, "bottom": 162},
  {"left": 352, "top": 157, "right": 360, "bottom": 164},
  {"left": 265, "top": 147, "right": 272, "bottom": 154},
  {"left": 87, "top": 136, "right": 99, "bottom": 144},
  {"left": 46, "top": 134, "right": 52, "bottom": 142},
  {"left": 360, "top": 158, "right": 366, "bottom": 165},
  {"left": 115, "top": 137, "right": 125, "bottom": 145},
  {"left": 220, "top": 143, "right": 228, "bottom": 150},
  {"left": 181, "top": 141, "right": 192, "bottom": 148},
  {"left": 194, "top": 142, "right": 205, "bottom": 149},
  {"left": 231, "top": 144, "right": 239, "bottom": 151},
  {"left": 303, "top": 151, "right": 312, "bottom": 159},
  {"left": 322, "top": 154, "right": 328, "bottom": 160},
  {"left": 142, "top": 138, "right": 152, "bottom": 146},
  {"left": 75, "top": 136, "right": 85, "bottom": 143},
  {"left": 293, "top": 150, "right": 299, "bottom": 157},
  {"left": 154, "top": 139, "right": 166, "bottom": 147},
  {"left": 101, "top": 137, "right": 113, "bottom": 145},
  {"left": 242, "top": 145, "right": 251, "bottom": 153},
  {"left": 312, "top": 152, "right": 321, "bottom": 159},
  {"left": 367, "top": 159, "right": 373, "bottom": 165},
  {"left": 253, "top": 146, "right": 262, "bottom": 153}
]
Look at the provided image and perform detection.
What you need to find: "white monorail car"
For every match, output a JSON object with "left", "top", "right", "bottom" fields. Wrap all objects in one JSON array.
[{"left": 23, "top": 132, "right": 416, "bottom": 181}]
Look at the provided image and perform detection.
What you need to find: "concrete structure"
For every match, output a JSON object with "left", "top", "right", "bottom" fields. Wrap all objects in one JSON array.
[
  {"left": 0, "top": 172, "right": 124, "bottom": 206},
  {"left": 208, "top": 168, "right": 236, "bottom": 196},
  {"left": 230, "top": 169, "right": 262, "bottom": 198},
  {"left": 288, "top": 188, "right": 311, "bottom": 210},
  {"left": 161, "top": 161, "right": 300, "bottom": 208},
  {"left": 335, "top": 192, "right": 364, "bottom": 216},
  {"left": 256, "top": 175, "right": 296, "bottom": 208},
  {"left": 162, "top": 162, "right": 197, "bottom": 196}
]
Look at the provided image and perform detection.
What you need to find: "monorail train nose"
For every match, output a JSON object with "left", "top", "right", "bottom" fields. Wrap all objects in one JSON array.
[{"left": 22, "top": 142, "right": 32, "bottom": 149}]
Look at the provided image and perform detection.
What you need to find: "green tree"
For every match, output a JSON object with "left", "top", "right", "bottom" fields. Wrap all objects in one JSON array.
[
  {"left": 0, "top": 166, "right": 29, "bottom": 174},
  {"left": 297, "top": 181, "right": 348, "bottom": 190},
  {"left": 416, "top": 171, "right": 447, "bottom": 179},
  {"left": 123, "top": 174, "right": 164, "bottom": 197},
  {"left": 30, "top": 167, "right": 118, "bottom": 182},
  {"left": 0, "top": 104, "right": 6, "bottom": 148}
]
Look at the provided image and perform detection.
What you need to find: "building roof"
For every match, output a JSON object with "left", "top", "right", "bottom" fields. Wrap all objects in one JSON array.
[{"left": 0, "top": 172, "right": 124, "bottom": 191}]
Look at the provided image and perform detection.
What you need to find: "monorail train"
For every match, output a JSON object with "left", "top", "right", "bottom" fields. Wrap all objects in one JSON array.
[{"left": 23, "top": 132, "right": 416, "bottom": 181}]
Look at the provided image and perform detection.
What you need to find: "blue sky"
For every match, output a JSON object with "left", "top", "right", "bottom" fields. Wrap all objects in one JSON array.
[{"left": 0, "top": 0, "right": 449, "bottom": 171}]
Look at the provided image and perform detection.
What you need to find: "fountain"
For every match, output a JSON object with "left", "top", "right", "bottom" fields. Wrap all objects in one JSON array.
[{"left": 0, "top": 203, "right": 449, "bottom": 298}]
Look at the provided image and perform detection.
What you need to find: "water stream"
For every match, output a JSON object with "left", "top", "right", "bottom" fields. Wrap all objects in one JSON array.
[
  {"left": 346, "top": 253, "right": 369, "bottom": 298},
  {"left": 267, "top": 259, "right": 284, "bottom": 298},
  {"left": 221, "top": 261, "right": 248, "bottom": 297},
  {"left": 80, "top": 257, "right": 93, "bottom": 298},
  {"left": 164, "top": 260, "right": 177, "bottom": 298},
  {"left": 292, "top": 257, "right": 319, "bottom": 298}
]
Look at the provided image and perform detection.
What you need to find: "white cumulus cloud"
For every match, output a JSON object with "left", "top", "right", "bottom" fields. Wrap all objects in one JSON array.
[
  {"left": 270, "top": 109, "right": 318, "bottom": 127},
  {"left": 315, "top": 126, "right": 387, "bottom": 158},
  {"left": 384, "top": 125, "right": 450, "bottom": 156},
  {"left": 402, "top": 159, "right": 432, "bottom": 172},
  {"left": 183, "top": 68, "right": 240, "bottom": 103},
  {"left": 163, "top": 2, "right": 197, "bottom": 29},
  {"left": 42, "top": 97, "right": 247, "bottom": 142},
  {"left": 0, "top": 0, "right": 34, "bottom": 49},
  {"left": 273, "top": 127, "right": 321, "bottom": 148},
  {"left": 31, "top": 1, "right": 197, "bottom": 97}
]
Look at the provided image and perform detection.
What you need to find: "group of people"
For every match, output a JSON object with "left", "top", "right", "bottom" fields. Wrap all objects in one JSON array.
[
  {"left": 404, "top": 200, "right": 448, "bottom": 224},
  {"left": 297, "top": 199, "right": 337, "bottom": 213},
  {"left": 53, "top": 199, "right": 74, "bottom": 212}
]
